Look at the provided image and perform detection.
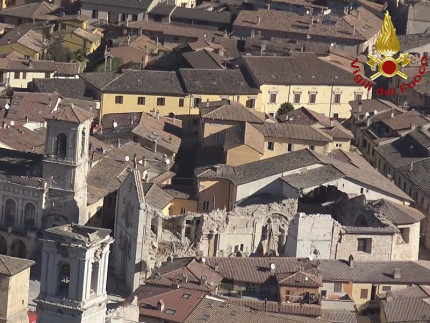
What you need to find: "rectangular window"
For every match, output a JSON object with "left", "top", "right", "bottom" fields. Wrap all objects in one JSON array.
[
  {"left": 294, "top": 93, "right": 301, "bottom": 104},
  {"left": 355, "top": 93, "right": 362, "bottom": 101},
  {"left": 202, "top": 200, "right": 209, "bottom": 210},
  {"left": 288, "top": 143, "right": 293, "bottom": 152},
  {"left": 270, "top": 93, "right": 277, "bottom": 103},
  {"left": 321, "top": 290, "right": 327, "bottom": 298},
  {"left": 92, "top": 10, "right": 99, "bottom": 18},
  {"left": 360, "top": 289, "right": 368, "bottom": 299},
  {"left": 309, "top": 145, "right": 315, "bottom": 151},
  {"left": 333, "top": 113, "right": 339, "bottom": 119},
  {"left": 194, "top": 97, "right": 202, "bottom": 107},
  {"left": 22, "top": 72, "right": 26, "bottom": 79},
  {"left": 246, "top": 98, "right": 256, "bottom": 109},
  {"left": 157, "top": 97, "right": 165, "bottom": 106},
  {"left": 132, "top": 14, "right": 138, "bottom": 21},
  {"left": 137, "top": 97, "right": 145, "bottom": 105},
  {"left": 334, "top": 283, "right": 342, "bottom": 293},
  {"left": 382, "top": 286, "right": 391, "bottom": 292},
  {"left": 179, "top": 98, "right": 184, "bottom": 107},
  {"left": 45, "top": 72, "right": 50, "bottom": 78},
  {"left": 115, "top": 96, "right": 123, "bottom": 104},
  {"left": 357, "top": 238, "right": 372, "bottom": 253},
  {"left": 334, "top": 93, "right": 341, "bottom": 104},
  {"left": 267, "top": 142, "right": 274, "bottom": 151},
  {"left": 309, "top": 93, "right": 316, "bottom": 104},
  {"left": 14, "top": 71, "right": 19, "bottom": 79},
  {"left": 400, "top": 227, "right": 410, "bottom": 243},
  {"left": 336, "top": 143, "right": 342, "bottom": 148}
]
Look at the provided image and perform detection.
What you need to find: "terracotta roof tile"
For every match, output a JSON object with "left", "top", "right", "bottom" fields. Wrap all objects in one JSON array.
[{"left": 46, "top": 105, "right": 94, "bottom": 123}]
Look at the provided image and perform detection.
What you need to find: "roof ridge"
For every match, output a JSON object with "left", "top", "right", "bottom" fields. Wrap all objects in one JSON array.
[
  {"left": 0, "top": 257, "right": 12, "bottom": 275},
  {"left": 101, "top": 72, "right": 123, "bottom": 90}
]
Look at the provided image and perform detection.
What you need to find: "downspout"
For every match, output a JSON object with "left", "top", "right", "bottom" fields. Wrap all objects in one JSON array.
[
  {"left": 329, "top": 84, "right": 333, "bottom": 118},
  {"left": 287, "top": 84, "right": 291, "bottom": 105}
]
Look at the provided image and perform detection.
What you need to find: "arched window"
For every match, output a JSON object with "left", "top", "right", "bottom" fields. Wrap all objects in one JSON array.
[
  {"left": 90, "top": 261, "right": 99, "bottom": 296},
  {"left": 57, "top": 261, "right": 70, "bottom": 298},
  {"left": 0, "top": 236, "right": 7, "bottom": 255},
  {"left": 10, "top": 239, "right": 26, "bottom": 258},
  {"left": 4, "top": 199, "right": 16, "bottom": 226},
  {"left": 81, "top": 128, "right": 86, "bottom": 157},
  {"left": 55, "top": 133, "right": 67, "bottom": 158},
  {"left": 24, "top": 203, "right": 36, "bottom": 229}
]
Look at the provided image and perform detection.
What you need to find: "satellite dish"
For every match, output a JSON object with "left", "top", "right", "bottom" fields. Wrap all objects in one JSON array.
[
  {"left": 201, "top": 257, "right": 206, "bottom": 264},
  {"left": 165, "top": 159, "right": 170, "bottom": 165},
  {"left": 270, "top": 263, "right": 276, "bottom": 270},
  {"left": 4, "top": 103, "right": 10, "bottom": 110},
  {"left": 113, "top": 121, "right": 118, "bottom": 128},
  {"left": 125, "top": 156, "right": 129, "bottom": 162},
  {"left": 10, "top": 120, "right": 14, "bottom": 126}
]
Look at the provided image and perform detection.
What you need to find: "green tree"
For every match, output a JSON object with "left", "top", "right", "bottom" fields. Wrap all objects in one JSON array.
[
  {"left": 277, "top": 102, "right": 294, "bottom": 115},
  {"left": 95, "top": 57, "right": 123, "bottom": 72},
  {"left": 47, "top": 39, "right": 73, "bottom": 62}
]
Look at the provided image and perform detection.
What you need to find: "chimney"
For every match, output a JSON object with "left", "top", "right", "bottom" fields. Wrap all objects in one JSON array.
[
  {"left": 200, "top": 275, "right": 207, "bottom": 286},
  {"left": 215, "top": 263, "right": 219, "bottom": 271},
  {"left": 358, "top": 101, "right": 362, "bottom": 112},
  {"left": 269, "top": 262, "right": 276, "bottom": 273},
  {"left": 117, "top": 138, "right": 121, "bottom": 148},
  {"left": 181, "top": 274, "right": 188, "bottom": 283},
  {"left": 2, "top": 121, "right": 5, "bottom": 129},
  {"left": 24, "top": 115, "right": 28, "bottom": 122},
  {"left": 411, "top": 161, "right": 414, "bottom": 171},
  {"left": 257, "top": 15, "right": 261, "bottom": 25},
  {"left": 411, "top": 124, "right": 416, "bottom": 130},
  {"left": 393, "top": 268, "right": 401, "bottom": 279},
  {"left": 152, "top": 140, "right": 158, "bottom": 153},
  {"left": 142, "top": 156, "right": 147, "bottom": 167},
  {"left": 386, "top": 291, "right": 393, "bottom": 301},
  {"left": 352, "top": 26, "right": 356, "bottom": 36},
  {"left": 155, "top": 110, "right": 160, "bottom": 120},
  {"left": 7, "top": 39, "right": 10, "bottom": 44},
  {"left": 367, "top": 118, "right": 371, "bottom": 127},
  {"left": 348, "top": 254, "right": 354, "bottom": 267},
  {"left": 157, "top": 300, "right": 165, "bottom": 311},
  {"left": 28, "top": 59, "right": 33, "bottom": 68},
  {"left": 133, "top": 153, "right": 137, "bottom": 168},
  {"left": 163, "top": 154, "right": 168, "bottom": 162},
  {"left": 357, "top": 10, "right": 360, "bottom": 19},
  {"left": 330, "top": 119, "right": 334, "bottom": 127}
]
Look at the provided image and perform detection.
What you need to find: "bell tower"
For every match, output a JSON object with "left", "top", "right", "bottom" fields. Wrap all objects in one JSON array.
[
  {"left": 42, "top": 104, "right": 93, "bottom": 227},
  {"left": 35, "top": 224, "right": 113, "bottom": 323}
]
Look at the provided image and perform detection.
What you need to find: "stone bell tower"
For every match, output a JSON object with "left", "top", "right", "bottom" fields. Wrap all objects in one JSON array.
[
  {"left": 42, "top": 104, "right": 93, "bottom": 227},
  {"left": 35, "top": 224, "right": 113, "bottom": 323}
]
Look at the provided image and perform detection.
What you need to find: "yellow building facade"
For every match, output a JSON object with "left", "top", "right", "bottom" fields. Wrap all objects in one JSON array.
[{"left": 256, "top": 84, "right": 372, "bottom": 118}]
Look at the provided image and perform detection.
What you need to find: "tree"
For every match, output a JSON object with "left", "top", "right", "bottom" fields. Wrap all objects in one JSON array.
[
  {"left": 47, "top": 39, "right": 73, "bottom": 62},
  {"left": 277, "top": 102, "right": 294, "bottom": 115}
]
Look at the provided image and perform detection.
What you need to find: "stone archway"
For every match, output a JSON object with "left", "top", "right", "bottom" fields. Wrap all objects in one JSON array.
[
  {"left": 0, "top": 236, "right": 7, "bottom": 255},
  {"left": 10, "top": 239, "right": 27, "bottom": 258}
]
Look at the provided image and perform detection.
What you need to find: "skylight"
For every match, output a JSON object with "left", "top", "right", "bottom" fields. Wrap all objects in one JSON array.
[
  {"left": 165, "top": 308, "right": 177, "bottom": 315},
  {"left": 182, "top": 293, "right": 191, "bottom": 299}
]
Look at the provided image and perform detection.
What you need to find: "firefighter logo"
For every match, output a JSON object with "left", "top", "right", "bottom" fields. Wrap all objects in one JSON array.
[{"left": 366, "top": 11, "right": 411, "bottom": 80}]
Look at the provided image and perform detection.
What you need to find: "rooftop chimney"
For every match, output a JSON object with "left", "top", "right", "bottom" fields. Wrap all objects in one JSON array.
[
  {"left": 200, "top": 275, "right": 207, "bottom": 286},
  {"left": 181, "top": 274, "right": 188, "bottom": 284},
  {"left": 142, "top": 156, "right": 147, "bottom": 167},
  {"left": 348, "top": 254, "right": 354, "bottom": 268},
  {"left": 2, "top": 121, "right": 5, "bottom": 129},
  {"left": 411, "top": 124, "right": 416, "bottom": 130},
  {"left": 386, "top": 291, "right": 393, "bottom": 301},
  {"left": 155, "top": 110, "right": 159, "bottom": 120},
  {"left": 157, "top": 300, "right": 165, "bottom": 311},
  {"left": 393, "top": 268, "right": 401, "bottom": 279},
  {"left": 352, "top": 26, "right": 356, "bottom": 36},
  {"left": 24, "top": 115, "right": 28, "bottom": 122},
  {"left": 117, "top": 138, "right": 121, "bottom": 148},
  {"left": 133, "top": 153, "right": 137, "bottom": 169},
  {"left": 269, "top": 262, "right": 276, "bottom": 273},
  {"left": 358, "top": 101, "right": 362, "bottom": 112},
  {"left": 257, "top": 15, "right": 261, "bottom": 25},
  {"left": 152, "top": 139, "right": 158, "bottom": 153}
]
